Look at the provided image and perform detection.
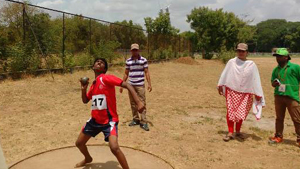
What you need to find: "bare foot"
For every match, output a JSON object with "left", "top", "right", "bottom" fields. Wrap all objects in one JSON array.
[{"left": 74, "top": 157, "right": 93, "bottom": 168}]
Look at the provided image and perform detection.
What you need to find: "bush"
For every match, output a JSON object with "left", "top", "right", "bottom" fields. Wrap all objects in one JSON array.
[
  {"left": 181, "top": 50, "right": 190, "bottom": 57},
  {"left": 151, "top": 47, "right": 175, "bottom": 60},
  {"left": 27, "top": 51, "right": 40, "bottom": 71},
  {"left": 152, "top": 50, "right": 166, "bottom": 60},
  {"left": 203, "top": 53, "right": 214, "bottom": 60},
  {"left": 45, "top": 55, "right": 62, "bottom": 69},
  {"left": 93, "top": 40, "right": 121, "bottom": 63},
  {"left": 140, "top": 51, "right": 150, "bottom": 59},
  {"left": 63, "top": 52, "right": 94, "bottom": 69},
  {"left": 74, "top": 53, "right": 93, "bottom": 67},
  {"left": 64, "top": 53, "right": 75, "bottom": 68},
  {"left": 7, "top": 43, "right": 40, "bottom": 72},
  {"left": 219, "top": 50, "right": 235, "bottom": 64}
]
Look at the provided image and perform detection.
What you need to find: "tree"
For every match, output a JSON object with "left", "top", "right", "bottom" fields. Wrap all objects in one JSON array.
[
  {"left": 290, "top": 26, "right": 300, "bottom": 52},
  {"left": 187, "top": 7, "right": 248, "bottom": 59},
  {"left": 180, "top": 31, "right": 198, "bottom": 54},
  {"left": 256, "top": 19, "right": 287, "bottom": 52},
  {"left": 26, "top": 13, "right": 61, "bottom": 55},
  {"left": 112, "top": 20, "right": 146, "bottom": 49},
  {"left": 255, "top": 19, "right": 300, "bottom": 52},
  {"left": 144, "top": 9, "right": 179, "bottom": 52},
  {"left": 144, "top": 9, "right": 179, "bottom": 35},
  {"left": 0, "top": 25, "right": 9, "bottom": 60}
]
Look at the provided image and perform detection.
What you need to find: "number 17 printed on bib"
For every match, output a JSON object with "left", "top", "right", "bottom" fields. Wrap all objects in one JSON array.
[{"left": 91, "top": 94, "right": 107, "bottom": 110}]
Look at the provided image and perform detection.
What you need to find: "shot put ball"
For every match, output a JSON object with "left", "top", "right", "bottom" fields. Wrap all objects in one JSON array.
[{"left": 80, "top": 77, "right": 89, "bottom": 85}]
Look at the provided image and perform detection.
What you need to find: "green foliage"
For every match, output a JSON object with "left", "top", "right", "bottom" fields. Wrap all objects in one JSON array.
[
  {"left": 151, "top": 46, "right": 176, "bottom": 60},
  {"left": 238, "top": 25, "right": 257, "bottom": 44},
  {"left": 187, "top": 7, "right": 246, "bottom": 59},
  {"left": 144, "top": 10, "right": 179, "bottom": 35},
  {"left": 180, "top": 31, "right": 198, "bottom": 54},
  {"left": 112, "top": 20, "right": 147, "bottom": 49},
  {"left": 65, "top": 16, "right": 90, "bottom": 53},
  {"left": 46, "top": 55, "right": 62, "bottom": 69},
  {"left": 73, "top": 53, "right": 93, "bottom": 67},
  {"left": 219, "top": 49, "right": 235, "bottom": 64},
  {"left": 7, "top": 43, "right": 40, "bottom": 72},
  {"left": 140, "top": 51, "right": 150, "bottom": 59},
  {"left": 0, "top": 25, "right": 9, "bottom": 60},
  {"left": 256, "top": 19, "right": 287, "bottom": 52},
  {"left": 202, "top": 53, "right": 214, "bottom": 60},
  {"left": 290, "top": 26, "right": 300, "bottom": 52},
  {"left": 93, "top": 40, "right": 121, "bottom": 63},
  {"left": 182, "top": 50, "right": 190, "bottom": 57},
  {"left": 256, "top": 19, "right": 300, "bottom": 52},
  {"left": 64, "top": 53, "right": 75, "bottom": 68},
  {"left": 145, "top": 9, "right": 180, "bottom": 54},
  {"left": 27, "top": 13, "right": 61, "bottom": 55},
  {"left": 54, "top": 53, "right": 93, "bottom": 69},
  {"left": 0, "top": 2, "right": 190, "bottom": 74}
]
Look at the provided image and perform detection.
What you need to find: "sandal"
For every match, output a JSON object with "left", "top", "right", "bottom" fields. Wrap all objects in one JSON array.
[{"left": 223, "top": 133, "right": 234, "bottom": 142}]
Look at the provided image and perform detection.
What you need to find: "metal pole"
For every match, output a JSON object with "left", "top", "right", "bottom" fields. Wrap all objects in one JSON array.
[
  {"left": 23, "top": 4, "right": 26, "bottom": 42},
  {"left": 109, "top": 23, "right": 112, "bottom": 63},
  {"left": 188, "top": 39, "right": 190, "bottom": 56},
  {"left": 178, "top": 36, "right": 181, "bottom": 54},
  {"left": 62, "top": 13, "right": 65, "bottom": 69},
  {"left": 89, "top": 18, "right": 92, "bottom": 55},
  {"left": 130, "top": 27, "right": 132, "bottom": 43},
  {"left": 147, "top": 33, "right": 150, "bottom": 55},
  {"left": 109, "top": 23, "right": 112, "bottom": 41}
]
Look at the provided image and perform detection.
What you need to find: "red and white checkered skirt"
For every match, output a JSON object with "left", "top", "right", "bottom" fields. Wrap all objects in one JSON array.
[{"left": 225, "top": 87, "right": 253, "bottom": 122}]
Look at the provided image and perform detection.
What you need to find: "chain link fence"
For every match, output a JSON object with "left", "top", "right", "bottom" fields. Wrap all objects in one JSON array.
[{"left": 0, "top": 0, "right": 192, "bottom": 77}]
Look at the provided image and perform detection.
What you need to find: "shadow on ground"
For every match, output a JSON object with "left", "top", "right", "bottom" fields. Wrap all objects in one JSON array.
[
  {"left": 281, "top": 139, "right": 298, "bottom": 147},
  {"left": 217, "top": 130, "right": 263, "bottom": 141}
]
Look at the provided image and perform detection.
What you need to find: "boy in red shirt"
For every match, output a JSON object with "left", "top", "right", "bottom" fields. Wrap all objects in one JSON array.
[{"left": 75, "top": 58, "right": 144, "bottom": 168}]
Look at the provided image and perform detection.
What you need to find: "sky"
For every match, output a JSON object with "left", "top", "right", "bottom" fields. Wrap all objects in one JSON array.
[{"left": 5, "top": 0, "right": 300, "bottom": 32}]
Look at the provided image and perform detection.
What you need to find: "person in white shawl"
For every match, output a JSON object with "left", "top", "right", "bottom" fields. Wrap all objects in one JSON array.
[{"left": 217, "top": 43, "right": 265, "bottom": 142}]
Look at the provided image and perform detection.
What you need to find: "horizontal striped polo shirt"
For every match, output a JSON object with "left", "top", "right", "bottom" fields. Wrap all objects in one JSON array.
[{"left": 126, "top": 56, "right": 148, "bottom": 86}]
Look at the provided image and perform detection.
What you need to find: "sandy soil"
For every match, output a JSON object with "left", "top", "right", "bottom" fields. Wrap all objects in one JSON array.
[
  {"left": 10, "top": 145, "right": 173, "bottom": 169},
  {"left": 0, "top": 57, "right": 299, "bottom": 169}
]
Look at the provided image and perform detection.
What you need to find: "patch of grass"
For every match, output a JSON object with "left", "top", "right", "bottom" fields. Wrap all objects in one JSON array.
[
  {"left": 203, "top": 117, "right": 214, "bottom": 124},
  {"left": 187, "top": 105, "right": 204, "bottom": 109},
  {"left": 193, "top": 116, "right": 214, "bottom": 125},
  {"left": 192, "top": 121, "right": 204, "bottom": 125},
  {"left": 173, "top": 108, "right": 189, "bottom": 116},
  {"left": 249, "top": 127, "right": 272, "bottom": 138}
]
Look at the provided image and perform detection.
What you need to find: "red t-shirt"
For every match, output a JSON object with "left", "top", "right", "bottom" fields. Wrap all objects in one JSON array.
[{"left": 87, "top": 74, "right": 123, "bottom": 124}]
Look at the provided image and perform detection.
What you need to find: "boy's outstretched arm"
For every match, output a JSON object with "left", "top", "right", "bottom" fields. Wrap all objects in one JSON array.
[
  {"left": 121, "top": 82, "right": 145, "bottom": 113},
  {"left": 80, "top": 80, "right": 90, "bottom": 104}
]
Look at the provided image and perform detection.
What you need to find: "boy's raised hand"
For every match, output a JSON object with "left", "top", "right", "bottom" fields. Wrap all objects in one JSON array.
[{"left": 80, "top": 79, "right": 89, "bottom": 90}]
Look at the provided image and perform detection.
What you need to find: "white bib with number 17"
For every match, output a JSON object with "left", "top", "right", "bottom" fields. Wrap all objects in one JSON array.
[{"left": 91, "top": 94, "right": 107, "bottom": 110}]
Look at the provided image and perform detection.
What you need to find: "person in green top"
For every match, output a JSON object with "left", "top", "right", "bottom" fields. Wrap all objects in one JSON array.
[{"left": 269, "top": 48, "right": 300, "bottom": 147}]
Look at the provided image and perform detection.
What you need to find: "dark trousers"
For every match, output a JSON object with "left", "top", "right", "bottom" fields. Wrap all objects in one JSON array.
[{"left": 275, "top": 95, "right": 300, "bottom": 142}]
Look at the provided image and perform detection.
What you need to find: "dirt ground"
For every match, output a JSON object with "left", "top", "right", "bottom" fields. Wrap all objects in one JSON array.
[
  {"left": 10, "top": 146, "right": 173, "bottom": 169},
  {"left": 0, "top": 57, "right": 300, "bottom": 169}
]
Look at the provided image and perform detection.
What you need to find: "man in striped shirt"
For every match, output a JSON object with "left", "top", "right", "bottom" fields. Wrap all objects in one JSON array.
[{"left": 120, "top": 43, "right": 152, "bottom": 131}]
